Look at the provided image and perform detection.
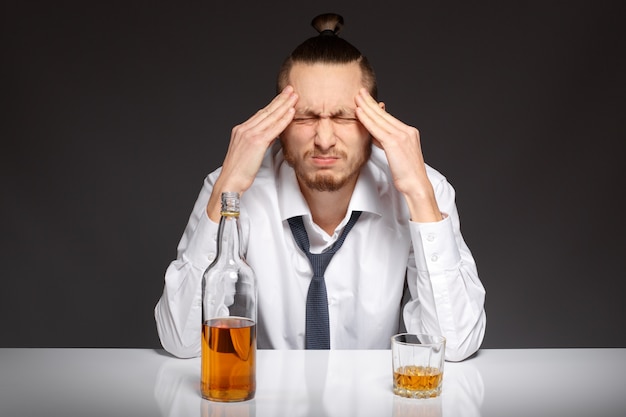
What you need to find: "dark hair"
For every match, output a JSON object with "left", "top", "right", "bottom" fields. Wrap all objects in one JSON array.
[{"left": 277, "top": 13, "right": 377, "bottom": 99}]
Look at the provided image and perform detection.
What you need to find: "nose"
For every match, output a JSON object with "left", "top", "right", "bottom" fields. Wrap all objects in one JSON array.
[{"left": 314, "top": 117, "right": 336, "bottom": 151}]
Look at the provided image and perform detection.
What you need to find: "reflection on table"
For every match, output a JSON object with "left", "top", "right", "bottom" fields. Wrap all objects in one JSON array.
[
  {"left": 154, "top": 349, "right": 483, "bottom": 417},
  {"left": 1, "top": 348, "right": 625, "bottom": 417}
]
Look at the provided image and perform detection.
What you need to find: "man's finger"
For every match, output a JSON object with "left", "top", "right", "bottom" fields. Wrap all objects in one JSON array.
[
  {"left": 355, "top": 88, "right": 403, "bottom": 133},
  {"left": 241, "top": 91, "right": 297, "bottom": 138}
]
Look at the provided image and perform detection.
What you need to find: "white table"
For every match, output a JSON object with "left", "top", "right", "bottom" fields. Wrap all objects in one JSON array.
[{"left": 1, "top": 348, "right": 624, "bottom": 417}]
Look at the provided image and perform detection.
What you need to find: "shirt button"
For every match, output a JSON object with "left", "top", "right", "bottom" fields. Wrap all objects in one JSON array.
[
  {"left": 427, "top": 233, "right": 436, "bottom": 242},
  {"left": 208, "top": 253, "right": 216, "bottom": 262},
  {"left": 430, "top": 253, "right": 439, "bottom": 262}
]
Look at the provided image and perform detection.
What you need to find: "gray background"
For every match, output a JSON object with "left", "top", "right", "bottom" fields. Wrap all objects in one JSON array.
[{"left": 2, "top": 1, "right": 625, "bottom": 349}]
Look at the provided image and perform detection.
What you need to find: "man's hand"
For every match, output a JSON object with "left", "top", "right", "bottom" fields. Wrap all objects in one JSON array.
[
  {"left": 206, "top": 86, "right": 298, "bottom": 221},
  {"left": 355, "top": 88, "right": 442, "bottom": 222}
]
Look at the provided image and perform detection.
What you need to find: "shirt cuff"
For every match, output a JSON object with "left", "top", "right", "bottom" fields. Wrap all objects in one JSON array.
[
  {"left": 410, "top": 214, "right": 462, "bottom": 272},
  {"left": 183, "top": 210, "right": 220, "bottom": 270}
]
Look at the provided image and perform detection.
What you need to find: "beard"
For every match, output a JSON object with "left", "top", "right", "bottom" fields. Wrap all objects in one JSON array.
[
  {"left": 303, "top": 170, "right": 352, "bottom": 192},
  {"left": 281, "top": 139, "right": 372, "bottom": 192}
]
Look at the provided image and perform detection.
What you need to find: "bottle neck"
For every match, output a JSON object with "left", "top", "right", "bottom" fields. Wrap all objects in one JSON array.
[{"left": 216, "top": 212, "right": 243, "bottom": 262}]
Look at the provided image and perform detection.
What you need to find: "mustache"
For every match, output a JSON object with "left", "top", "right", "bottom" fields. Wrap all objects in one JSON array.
[{"left": 305, "top": 149, "right": 347, "bottom": 158}]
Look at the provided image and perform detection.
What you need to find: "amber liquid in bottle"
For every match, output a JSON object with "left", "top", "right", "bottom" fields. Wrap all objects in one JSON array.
[{"left": 201, "top": 317, "right": 257, "bottom": 402}]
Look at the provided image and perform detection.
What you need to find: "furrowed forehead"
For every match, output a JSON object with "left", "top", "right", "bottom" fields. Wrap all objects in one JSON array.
[{"left": 295, "top": 106, "right": 357, "bottom": 117}]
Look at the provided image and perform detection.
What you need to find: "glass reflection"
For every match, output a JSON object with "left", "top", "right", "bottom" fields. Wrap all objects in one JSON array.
[
  {"left": 392, "top": 395, "right": 442, "bottom": 417},
  {"left": 392, "top": 359, "right": 484, "bottom": 417}
]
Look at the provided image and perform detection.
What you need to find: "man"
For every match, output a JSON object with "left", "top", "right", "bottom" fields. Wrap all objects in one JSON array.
[{"left": 155, "top": 13, "right": 486, "bottom": 361}]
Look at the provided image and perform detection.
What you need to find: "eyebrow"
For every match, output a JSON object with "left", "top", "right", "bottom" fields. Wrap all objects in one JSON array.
[{"left": 295, "top": 107, "right": 357, "bottom": 118}]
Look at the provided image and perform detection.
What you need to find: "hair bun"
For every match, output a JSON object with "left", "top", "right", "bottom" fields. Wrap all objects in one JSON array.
[{"left": 311, "top": 13, "right": 344, "bottom": 35}]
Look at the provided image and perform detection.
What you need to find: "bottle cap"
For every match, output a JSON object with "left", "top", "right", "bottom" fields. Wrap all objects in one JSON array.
[{"left": 221, "top": 192, "right": 240, "bottom": 215}]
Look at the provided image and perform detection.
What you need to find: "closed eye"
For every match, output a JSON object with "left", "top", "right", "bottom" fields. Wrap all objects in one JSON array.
[
  {"left": 332, "top": 117, "right": 359, "bottom": 125},
  {"left": 292, "top": 117, "right": 317, "bottom": 125},
  {"left": 292, "top": 114, "right": 359, "bottom": 126}
]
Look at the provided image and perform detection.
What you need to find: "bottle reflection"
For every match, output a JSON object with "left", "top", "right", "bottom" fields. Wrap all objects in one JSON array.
[
  {"left": 201, "top": 398, "right": 256, "bottom": 417},
  {"left": 154, "top": 355, "right": 256, "bottom": 417}
]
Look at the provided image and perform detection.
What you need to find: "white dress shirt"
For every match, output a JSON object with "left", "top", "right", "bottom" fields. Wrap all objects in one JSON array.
[{"left": 155, "top": 143, "right": 486, "bottom": 361}]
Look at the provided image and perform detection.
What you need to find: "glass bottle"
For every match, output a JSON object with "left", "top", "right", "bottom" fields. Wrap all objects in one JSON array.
[{"left": 201, "top": 192, "right": 257, "bottom": 402}]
